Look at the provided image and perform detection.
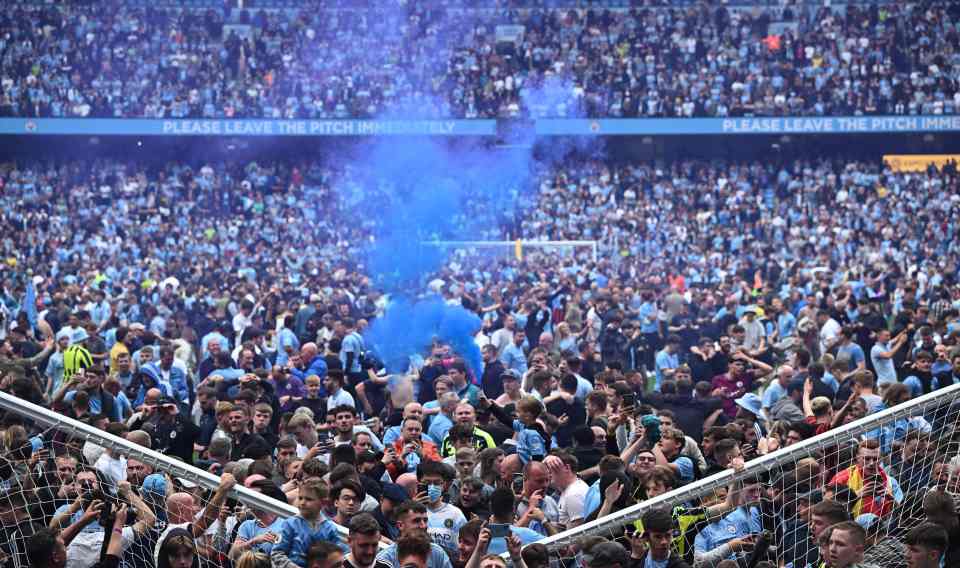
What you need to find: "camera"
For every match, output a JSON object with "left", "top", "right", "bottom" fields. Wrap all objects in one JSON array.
[
  {"left": 81, "top": 481, "right": 122, "bottom": 526},
  {"left": 80, "top": 481, "right": 105, "bottom": 508}
]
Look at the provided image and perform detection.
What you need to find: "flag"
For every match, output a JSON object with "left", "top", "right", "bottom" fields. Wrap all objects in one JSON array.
[{"left": 24, "top": 280, "right": 38, "bottom": 331}]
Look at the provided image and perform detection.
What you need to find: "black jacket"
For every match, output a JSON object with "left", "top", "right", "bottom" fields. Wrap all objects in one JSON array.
[
  {"left": 141, "top": 414, "right": 200, "bottom": 465},
  {"left": 629, "top": 551, "right": 691, "bottom": 568},
  {"left": 641, "top": 392, "right": 722, "bottom": 443},
  {"left": 481, "top": 359, "right": 506, "bottom": 399}
]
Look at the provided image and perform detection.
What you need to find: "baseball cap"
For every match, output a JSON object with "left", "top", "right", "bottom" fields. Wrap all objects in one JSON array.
[
  {"left": 501, "top": 369, "right": 521, "bottom": 382},
  {"left": 242, "top": 437, "right": 273, "bottom": 461},
  {"left": 381, "top": 483, "right": 409, "bottom": 503},
  {"left": 734, "top": 393, "right": 763, "bottom": 418},
  {"left": 243, "top": 474, "right": 268, "bottom": 488},
  {"left": 856, "top": 513, "right": 880, "bottom": 532},
  {"left": 142, "top": 473, "right": 167, "bottom": 499}
]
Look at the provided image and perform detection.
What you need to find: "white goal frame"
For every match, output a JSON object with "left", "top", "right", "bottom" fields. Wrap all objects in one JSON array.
[
  {"left": 518, "top": 382, "right": 960, "bottom": 556},
  {"left": 0, "top": 390, "right": 387, "bottom": 547},
  {"left": 422, "top": 240, "right": 599, "bottom": 262}
]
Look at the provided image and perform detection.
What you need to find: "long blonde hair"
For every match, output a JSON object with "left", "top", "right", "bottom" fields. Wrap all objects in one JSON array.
[{"left": 235, "top": 551, "right": 270, "bottom": 568}]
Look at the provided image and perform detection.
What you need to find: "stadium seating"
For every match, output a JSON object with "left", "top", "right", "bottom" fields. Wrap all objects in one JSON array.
[{"left": 1, "top": 2, "right": 956, "bottom": 119}]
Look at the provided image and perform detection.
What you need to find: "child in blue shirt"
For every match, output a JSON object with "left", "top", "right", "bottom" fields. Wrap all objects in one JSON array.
[
  {"left": 485, "top": 395, "right": 549, "bottom": 474},
  {"left": 513, "top": 396, "right": 548, "bottom": 463},
  {"left": 271, "top": 479, "right": 345, "bottom": 568}
]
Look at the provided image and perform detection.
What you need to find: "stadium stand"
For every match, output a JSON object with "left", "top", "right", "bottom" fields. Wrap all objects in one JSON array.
[
  {"left": 2, "top": 2, "right": 960, "bottom": 568},
  {"left": 1, "top": 2, "right": 958, "bottom": 118}
]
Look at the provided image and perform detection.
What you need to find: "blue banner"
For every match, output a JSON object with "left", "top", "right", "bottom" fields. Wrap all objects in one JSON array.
[
  {"left": 0, "top": 118, "right": 496, "bottom": 137},
  {"left": 536, "top": 115, "right": 960, "bottom": 135},
  {"left": 1, "top": 115, "right": 958, "bottom": 137}
]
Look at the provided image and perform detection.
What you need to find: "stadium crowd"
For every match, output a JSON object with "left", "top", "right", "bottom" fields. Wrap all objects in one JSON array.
[
  {"left": 1, "top": 1, "right": 959, "bottom": 119},
  {"left": 0, "top": 152, "right": 958, "bottom": 568}
]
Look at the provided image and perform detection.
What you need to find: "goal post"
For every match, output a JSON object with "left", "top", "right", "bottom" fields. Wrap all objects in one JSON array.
[
  {"left": 0, "top": 389, "right": 302, "bottom": 521},
  {"left": 0, "top": 389, "right": 392, "bottom": 567},
  {"left": 421, "top": 240, "right": 599, "bottom": 262},
  {"left": 520, "top": 382, "right": 960, "bottom": 566}
]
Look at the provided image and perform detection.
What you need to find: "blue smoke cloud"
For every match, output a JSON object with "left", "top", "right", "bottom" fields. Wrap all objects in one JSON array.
[
  {"left": 364, "top": 297, "right": 482, "bottom": 376},
  {"left": 343, "top": 6, "right": 605, "bottom": 378},
  {"left": 345, "top": 135, "right": 532, "bottom": 376},
  {"left": 346, "top": 137, "right": 531, "bottom": 290},
  {"left": 521, "top": 75, "right": 584, "bottom": 119}
]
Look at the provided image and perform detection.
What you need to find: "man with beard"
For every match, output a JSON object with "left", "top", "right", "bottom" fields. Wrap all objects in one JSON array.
[{"left": 343, "top": 514, "right": 389, "bottom": 568}]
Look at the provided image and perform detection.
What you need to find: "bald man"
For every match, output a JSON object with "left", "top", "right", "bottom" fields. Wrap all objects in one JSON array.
[
  {"left": 384, "top": 403, "right": 426, "bottom": 445},
  {"left": 439, "top": 404, "right": 495, "bottom": 458},
  {"left": 291, "top": 342, "right": 328, "bottom": 388},
  {"left": 159, "top": 472, "right": 236, "bottom": 549},
  {"left": 761, "top": 365, "right": 795, "bottom": 415},
  {"left": 165, "top": 492, "right": 199, "bottom": 526},
  {"left": 126, "top": 388, "right": 163, "bottom": 428}
]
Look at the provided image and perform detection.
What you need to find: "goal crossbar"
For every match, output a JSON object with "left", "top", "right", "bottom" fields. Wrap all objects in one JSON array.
[
  {"left": 0, "top": 390, "right": 376, "bottom": 546},
  {"left": 518, "top": 381, "right": 960, "bottom": 555},
  {"left": 421, "top": 240, "right": 599, "bottom": 262}
]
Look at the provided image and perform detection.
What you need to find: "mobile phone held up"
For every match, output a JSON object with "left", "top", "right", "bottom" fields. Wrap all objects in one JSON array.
[{"left": 512, "top": 473, "right": 524, "bottom": 494}]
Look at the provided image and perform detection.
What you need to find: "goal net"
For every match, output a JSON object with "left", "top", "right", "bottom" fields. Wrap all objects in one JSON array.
[
  {"left": 421, "top": 239, "right": 599, "bottom": 266},
  {"left": 0, "top": 390, "right": 355, "bottom": 568},
  {"left": 526, "top": 382, "right": 960, "bottom": 568}
]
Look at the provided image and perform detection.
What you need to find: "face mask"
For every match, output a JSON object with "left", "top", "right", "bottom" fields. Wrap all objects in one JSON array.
[{"left": 427, "top": 484, "right": 443, "bottom": 503}]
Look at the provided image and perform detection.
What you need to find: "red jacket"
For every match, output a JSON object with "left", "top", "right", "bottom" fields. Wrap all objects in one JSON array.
[{"left": 386, "top": 438, "right": 441, "bottom": 480}]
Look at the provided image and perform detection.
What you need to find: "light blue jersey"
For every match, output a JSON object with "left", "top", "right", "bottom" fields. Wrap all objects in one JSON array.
[{"left": 237, "top": 517, "right": 286, "bottom": 555}]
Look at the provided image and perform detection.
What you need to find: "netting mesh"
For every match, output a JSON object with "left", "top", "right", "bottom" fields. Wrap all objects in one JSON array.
[
  {"left": 421, "top": 240, "right": 598, "bottom": 268},
  {"left": 0, "top": 422, "right": 292, "bottom": 568},
  {"left": 532, "top": 384, "right": 960, "bottom": 568}
]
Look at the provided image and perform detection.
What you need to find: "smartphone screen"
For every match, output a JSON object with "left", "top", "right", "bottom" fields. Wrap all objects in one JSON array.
[
  {"left": 489, "top": 523, "right": 510, "bottom": 538},
  {"left": 512, "top": 473, "right": 524, "bottom": 493}
]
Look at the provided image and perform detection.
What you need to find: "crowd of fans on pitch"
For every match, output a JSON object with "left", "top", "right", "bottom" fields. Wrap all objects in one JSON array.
[
  {"left": 0, "top": 154, "right": 960, "bottom": 568},
  {"left": 1, "top": 1, "right": 959, "bottom": 119}
]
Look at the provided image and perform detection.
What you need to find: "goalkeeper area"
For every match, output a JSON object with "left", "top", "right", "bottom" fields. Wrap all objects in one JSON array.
[{"left": 518, "top": 383, "right": 960, "bottom": 568}]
